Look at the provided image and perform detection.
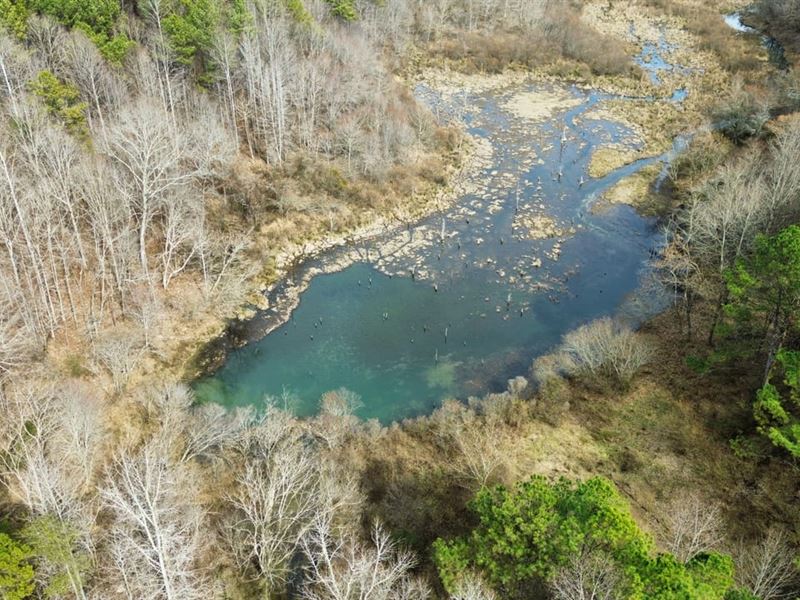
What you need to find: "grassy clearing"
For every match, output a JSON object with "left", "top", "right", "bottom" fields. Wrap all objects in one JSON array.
[{"left": 417, "top": 1, "right": 636, "bottom": 78}]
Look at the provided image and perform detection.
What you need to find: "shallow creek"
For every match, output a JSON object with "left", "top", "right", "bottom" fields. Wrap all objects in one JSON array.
[
  {"left": 194, "top": 47, "right": 690, "bottom": 423},
  {"left": 725, "top": 11, "right": 789, "bottom": 69}
]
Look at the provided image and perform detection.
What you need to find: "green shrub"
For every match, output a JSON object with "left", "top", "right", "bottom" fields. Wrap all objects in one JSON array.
[
  {"left": 63, "top": 354, "right": 90, "bottom": 377},
  {"left": 724, "top": 225, "right": 800, "bottom": 456},
  {"left": 163, "top": 0, "right": 219, "bottom": 66},
  {"left": 685, "top": 354, "right": 712, "bottom": 375},
  {"left": 22, "top": 516, "right": 92, "bottom": 599},
  {"left": 754, "top": 348, "right": 800, "bottom": 457},
  {"left": 284, "top": 0, "right": 314, "bottom": 25},
  {"left": 28, "top": 0, "right": 132, "bottom": 62},
  {"left": 30, "top": 71, "right": 88, "bottom": 137},
  {"left": 29, "top": 0, "right": 120, "bottom": 32},
  {"left": 0, "top": 532, "right": 35, "bottom": 600},
  {"left": 434, "top": 476, "right": 737, "bottom": 599},
  {"left": 0, "top": 0, "right": 29, "bottom": 38},
  {"left": 85, "top": 29, "right": 134, "bottom": 64},
  {"left": 227, "top": 0, "right": 249, "bottom": 34},
  {"left": 325, "top": 0, "right": 358, "bottom": 21}
]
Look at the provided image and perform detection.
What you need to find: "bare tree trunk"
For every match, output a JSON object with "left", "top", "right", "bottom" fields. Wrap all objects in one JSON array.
[{"left": 707, "top": 288, "right": 728, "bottom": 348}]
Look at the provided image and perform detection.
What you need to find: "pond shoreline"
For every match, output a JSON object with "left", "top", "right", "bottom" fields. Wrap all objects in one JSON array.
[
  {"left": 189, "top": 73, "right": 663, "bottom": 383},
  {"left": 187, "top": 95, "right": 491, "bottom": 378},
  {"left": 188, "top": 71, "right": 609, "bottom": 379},
  {"left": 187, "top": 3, "right": 750, "bottom": 409},
  {"left": 190, "top": 94, "right": 682, "bottom": 420}
]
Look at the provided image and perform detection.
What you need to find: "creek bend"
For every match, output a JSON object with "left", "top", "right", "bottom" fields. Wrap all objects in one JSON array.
[{"left": 195, "top": 64, "right": 687, "bottom": 422}]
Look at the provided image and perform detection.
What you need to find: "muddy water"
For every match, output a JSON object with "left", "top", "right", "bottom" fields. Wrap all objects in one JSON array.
[{"left": 194, "top": 55, "right": 688, "bottom": 422}]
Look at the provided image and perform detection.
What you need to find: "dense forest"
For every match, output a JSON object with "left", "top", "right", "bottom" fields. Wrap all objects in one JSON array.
[{"left": 0, "top": 0, "right": 800, "bottom": 598}]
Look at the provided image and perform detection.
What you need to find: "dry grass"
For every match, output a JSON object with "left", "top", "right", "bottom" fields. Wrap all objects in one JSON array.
[
  {"left": 606, "top": 304, "right": 800, "bottom": 542},
  {"left": 589, "top": 146, "right": 644, "bottom": 179},
  {"left": 424, "top": 3, "right": 636, "bottom": 77},
  {"left": 353, "top": 393, "right": 609, "bottom": 559},
  {"left": 599, "top": 162, "right": 665, "bottom": 215}
]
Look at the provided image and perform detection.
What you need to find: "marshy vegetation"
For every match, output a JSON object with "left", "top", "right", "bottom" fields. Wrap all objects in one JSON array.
[{"left": 0, "top": 0, "right": 800, "bottom": 599}]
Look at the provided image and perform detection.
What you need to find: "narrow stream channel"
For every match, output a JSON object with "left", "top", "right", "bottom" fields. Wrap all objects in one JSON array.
[
  {"left": 725, "top": 11, "right": 789, "bottom": 69},
  {"left": 194, "top": 44, "right": 690, "bottom": 423}
]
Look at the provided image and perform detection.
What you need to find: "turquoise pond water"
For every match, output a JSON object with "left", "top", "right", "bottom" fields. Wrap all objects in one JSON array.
[{"left": 195, "top": 69, "right": 685, "bottom": 422}]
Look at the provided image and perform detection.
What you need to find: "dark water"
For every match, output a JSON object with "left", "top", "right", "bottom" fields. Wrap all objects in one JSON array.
[
  {"left": 725, "top": 12, "right": 789, "bottom": 70},
  {"left": 194, "top": 72, "right": 681, "bottom": 422}
]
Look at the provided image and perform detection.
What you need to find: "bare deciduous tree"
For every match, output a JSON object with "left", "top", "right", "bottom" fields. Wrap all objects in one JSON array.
[
  {"left": 664, "top": 124, "right": 800, "bottom": 345},
  {"left": 103, "top": 99, "right": 196, "bottom": 275},
  {"left": 141, "top": 382, "right": 253, "bottom": 462},
  {"left": 550, "top": 552, "right": 620, "bottom": 600},
  {"left": 53, "top": 382, "right": 106, "bottom": 495},
  {"left": 158, "top": 192, "right": 200, "bottom": 290},
  {"left": 300, "top": 517, "right": 429, "bottom": 600},
  {"left": 662, "top": 493, "right": 724, "bottom": 563},
  {"left": 449, "top": 419, "right": 510, "bottom": 489},
  {"left": 0, "top": 33, "right": 36, "bottom": 115},
  {"left": 449, "top": 572, "right": 497, "bottom": 600},
  {"left": 0, "top": 383, "right": 100, "bottom": 523},
  {"left": 0, "top": 381, "right": 100, "bottom": 600},
  {"left": 0, "top": 286, "right": 38, "bottom": 374},
  {"left": 313, "top": 388, "right": 364, "bottom": 450},
  {"left": 101, "top": 442, "right": 210, "bottom": 600},
  {"left": 240, "top": 16, "right": 295, "bottom": 164},
  {"left": 196, "top": 227, "right": 253, "bottom": 304},
  {"left": 64, "top": 30, "right": 123, "bottom": 137},
  {"left": 25, "top": 15, "right": 68, "bottom": 74},
  {"left": 92, "top": 327, "right": 146, "bottom": 393},
  {"left": 734, "top": 528, "right": 799, "bottom": 600},
  {"left": 431, "top": 400, "right": 513, "bottom": 489},
  {"left": 226, "top": 409, "right": 326, "bottom": 592},
  {"left": 560, "top": 318, "right": 653, "bottom": 385}
]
